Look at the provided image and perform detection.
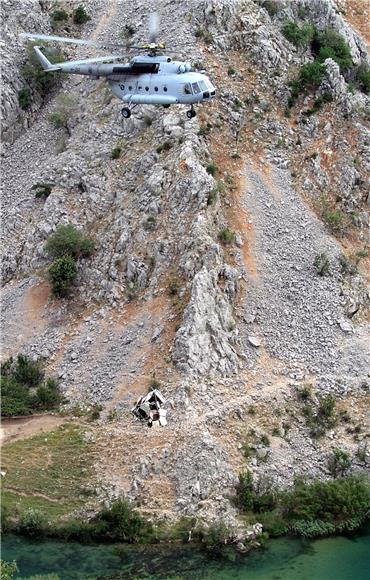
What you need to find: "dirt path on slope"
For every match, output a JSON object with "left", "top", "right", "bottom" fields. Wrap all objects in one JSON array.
[{"left": 0, "top": 414, "right": 67, "bottom": 444}]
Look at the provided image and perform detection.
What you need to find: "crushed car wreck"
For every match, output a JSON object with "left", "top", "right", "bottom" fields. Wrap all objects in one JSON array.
[{"left": 131, "top": 389, "right": 168, "bottom": 427}]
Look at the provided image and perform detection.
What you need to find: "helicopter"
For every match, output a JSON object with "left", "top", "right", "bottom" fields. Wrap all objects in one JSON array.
[{"left": 20, "top": 14, "right": 216, "bottom": 119}]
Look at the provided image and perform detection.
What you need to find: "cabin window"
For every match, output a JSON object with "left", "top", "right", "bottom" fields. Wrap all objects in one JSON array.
[
  {"left": 184, "top": 83, "right": 192, "bottom": 94},
  {"left": 129, "top": 86, "right": 132, "bottom": 91},
  {"left": 192, "top": 82, "right": 200, "bottom": 94},
  {"left": 154, "top": 86, "right": 158, "bottom": 92},
  {"left": 163, "top": 86, "right": 168, "bottom": 92},
  {"left": 145, "top": 86, "right": 149, "bottom": 91},
  {"left": 120, "top": 84, "right": 125, "bottom": 90}
]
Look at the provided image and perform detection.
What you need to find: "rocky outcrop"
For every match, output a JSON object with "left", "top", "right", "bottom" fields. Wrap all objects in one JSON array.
[{"left": 173, "top": 266, "right": 239, "bottom": 378}]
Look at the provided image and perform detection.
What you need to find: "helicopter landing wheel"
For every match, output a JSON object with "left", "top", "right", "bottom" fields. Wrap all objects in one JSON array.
[
  {"left": 121, "top": 107, "right": 131, "bottom": 118},
  {"left": 186, "top": 109, "right": 196, "bottom": 119}
]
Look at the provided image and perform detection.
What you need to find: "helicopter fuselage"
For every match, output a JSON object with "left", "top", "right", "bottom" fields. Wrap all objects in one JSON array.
[{"left": 41, "top": 52, "right": 216, "bottom": 107}]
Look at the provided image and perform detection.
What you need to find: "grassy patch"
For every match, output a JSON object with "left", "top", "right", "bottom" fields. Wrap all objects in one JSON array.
[{"left": 1, "top": 424, "right": 95, "bottom": 521}]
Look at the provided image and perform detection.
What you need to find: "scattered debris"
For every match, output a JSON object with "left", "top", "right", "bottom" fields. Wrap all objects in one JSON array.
[
  {"left": 131, "top": 389, "right": 168, "bottom": 427},
  {"left": 248, "top": 335, "right": 262, "bottom": 347}
]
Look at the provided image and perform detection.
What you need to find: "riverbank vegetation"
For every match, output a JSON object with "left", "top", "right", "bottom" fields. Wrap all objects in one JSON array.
[
  {"left": 236, "top": 471, "right": 370, "bottom": 538},
  {"left": 0, "top": 355, "right": 63, "bottom": 417}
]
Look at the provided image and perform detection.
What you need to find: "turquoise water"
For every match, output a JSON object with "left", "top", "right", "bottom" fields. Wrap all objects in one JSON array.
[{"left": 2, "top": 528, "right": 370, "bottom": 580}]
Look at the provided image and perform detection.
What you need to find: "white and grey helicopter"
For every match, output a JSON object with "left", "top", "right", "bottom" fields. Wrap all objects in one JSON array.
[{"left": 20, "top": 15, "right": 216, "bottom": 119}]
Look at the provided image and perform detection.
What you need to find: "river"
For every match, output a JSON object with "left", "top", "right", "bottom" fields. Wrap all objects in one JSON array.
[{"left": 2, "top": 527, "right": 370, "bottom": 580}]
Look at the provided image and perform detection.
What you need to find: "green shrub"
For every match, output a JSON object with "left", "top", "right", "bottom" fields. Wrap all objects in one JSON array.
[
  {"left": 297, "top": 384, "right": 312, "bottom": 401},
  {"left": 282, "top": 21, "right": 315, "bottom": 48},
  {"left": 48, "top": 95, "right": 78, "bottom": 135},
  {"left": 327, "top": 448, "right": 351, "bottom": 477},
  {"left": 22, "top": 43, "right": 64, "bottom": 97},
  {"left": 32, "top": 182, "right": 52, "bottom": 199},
  {"left": 45, "top": 224, "right": 95, "bottom": 259},
  {"left": 207, "top": 187, "right": 218, "bottom": 206},
  {"left": 73, "top": 5, "right": 91, "bottom": 25},
  {"left": 227, "top": 67, "right": 236, "bottom": 76},
  {"left": 0, "top": 560, "right": 18, "bottom": 580},
  {"left": 18, "top": 508, "right": 48, "bottom": 537},
  {"left": 260, "top": 0, "right": 279, "bottom": 17},
  {"left": 120, "top": 24, "right": 136, "bottom": 40},
  {"left": 156, "top": 141, "right": 172, "bottom": 153},
  {"left": 18, "top": 87, "right": 32, "bottom": 110},
  {"left": 322, "top": 207, "right": 346, "bottom": 235},
  {"left": 48, "top": 256, "right": 78, "bottom": 297},
  {"left": 206, "top": 162, "right": 217, "bottom": 176},
  {"left": 34, "top": 378, "right": 63, "bottom": 411},
  {"left": 52, "top": 8, "right": 68, "bottom": 23},
  {"left": 236, "top": 471, "right": 277, "bottom": 513},
  {"left": 111, "top": 146, "right": 122, "bottom": 159},
  {"left": 198, "top": 522, "right": 231, "bottom": 551},
  {"left": 355, "top": 63, "right": 370, "bottom": 94},
  {"left": 315, "top": 28, "right": 353, "bottom": 72},
  {"left": 281, "top": 475, "right": 370, "bottom": 527},
  {"left": 143, "top": 115, "right": 152, "bottom": 126},
  {"left": 0, "top": 355, "right": 61, "bottom": 417},
  {"left": 218, "top": 228, "right": 236, "bottom": 245},
  {"left": 314, "top": 252, "right": 330, "bottom": 276},
  {"left": 96, "top": 498, "right": 151, "bottom": 542},
  {"left": 13, "top": 354, "right": 44, "bottom": 387}
]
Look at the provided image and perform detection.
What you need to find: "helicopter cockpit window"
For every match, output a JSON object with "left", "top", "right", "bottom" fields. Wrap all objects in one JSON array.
[
  {"left": 192, "top": 82, "right": 200, "bottom": 94},
  {"left": 198, "top": 80, "right": 207, "bottom": 91},
  {"left": 184, "top": 83, "right": 192, "bottom": 94}
]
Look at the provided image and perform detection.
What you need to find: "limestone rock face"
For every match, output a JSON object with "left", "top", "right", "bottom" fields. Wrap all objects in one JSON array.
[
  {"left": 173, "top": 267, "right": 239, "bottom": 378},
  {"left": 1, "top": 0, "right": 51, "bottom": 143}
]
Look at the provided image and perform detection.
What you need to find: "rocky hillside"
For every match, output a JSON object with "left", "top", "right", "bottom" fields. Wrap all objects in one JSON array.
[{"left": 1, "top": 0, "right": 369, "bottom": 535}]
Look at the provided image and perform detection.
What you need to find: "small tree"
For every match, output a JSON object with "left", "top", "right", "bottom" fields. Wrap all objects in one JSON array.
[
  {"left": 73, "top": 5, "right": 91, "bottom": 24},
  {"left": 45, "top": 224, "right": 95, "bottom": 259},
  {"left": 18, "top": 509, "right": 47, "bottom": 537},
  {"left": 218, "top": 228, "right": 236, "bottom": 245},
  {"left": 32, "top": 182, "right": 52, "bottom": 199},
  {"left": 48, "top": 256, "right": 77, "bottom": 297},
  {"left": 328, "top": 448, "right": 351, "bottom": 477},
  {"left": 18, "top": 87, "right": 32, "bottom": 110},
  {"left": 49, "top": 94, "right": 78, "bottom": 136},
  {"left": 314, "top": 252, "right": 330, "bottom": 276}
]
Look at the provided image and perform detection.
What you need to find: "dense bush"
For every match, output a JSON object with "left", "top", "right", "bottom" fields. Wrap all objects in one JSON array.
[
  {"left": 237, "top": 472, "right": 370, "bottom": 539},
  {"left": 52, "top": 8, "right": 68, "bottom": 23},
  {"left": 32, "top": 182, "right": 53, "bottom": 199},
  {"left": 96, "top": 498, "right": 151, "bottom": 542},
  {"left": 218, "top": 228, "right": 236, "bottom": 245},
  {"left": 45, "top": 224, "right": 95, "bottom": 260},
  {"left": 282, "top": 21, "right": 315, "bottom": 48},
  {"left": 48, "top": 256, "right": 78, "bottom": 297},
  {"left": 355, "top": 63, "right": 370, "bottom": 94},
  {"left": 327, "top": 448, "right": 351, "bottom": 477},
  {"left": 281, "top": 475, "right": 370, "bottom": 527},
  {"left": 73, "top": 5, "right": 91, "bottom": 25},
  {"left": 314, "top": 28, "right": 353, "bottom": 72},
  {"left": 18, "top": 509, "right": 48, "bottom": 537},
  {"left": 48, "top": 94, "right": 78, "bottom": 135},
  {"left": 22, "top": 43, "right": 64, "bottom": 97},
  {"left": 0, "top": 355, "right": 62, "bottom": 417},
  {"left": 313, "top": 252, "right": 330, "bottom": 276},
  {"left": 18, "top": 87, "right": 32, "bottom": 110},
  {"left": 111, "top": 146, "right": 122, "bottom": 159},
  {"left": 0, "top": 561, "right": 18, "bottom": 580},
  {"left": 236, "top": 471, "right": 277, "bottom": 513}
]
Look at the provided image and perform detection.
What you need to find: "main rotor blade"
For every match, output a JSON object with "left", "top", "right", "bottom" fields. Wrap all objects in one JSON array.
[
  {"left": 61, "top": 55, "right": 124, "bottom": 65},
  {"left": 149, "top": 12, "right": 159, "bottom": 44},
  {"left": 20, "top": 33, "right": 129, "bottom": 51}
]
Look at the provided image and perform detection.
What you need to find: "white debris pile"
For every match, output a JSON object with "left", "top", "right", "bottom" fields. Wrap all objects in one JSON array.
[{"left": 131, "top": 389, "right": 168, "bottom": 427}]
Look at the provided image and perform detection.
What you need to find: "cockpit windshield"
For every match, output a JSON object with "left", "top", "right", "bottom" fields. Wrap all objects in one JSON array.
[
  {"left": 192, "top": 82, "right": 200, "bottom": 94},
  {"left": 198, "top": 80, "right": 208, "bottom": 91}
]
